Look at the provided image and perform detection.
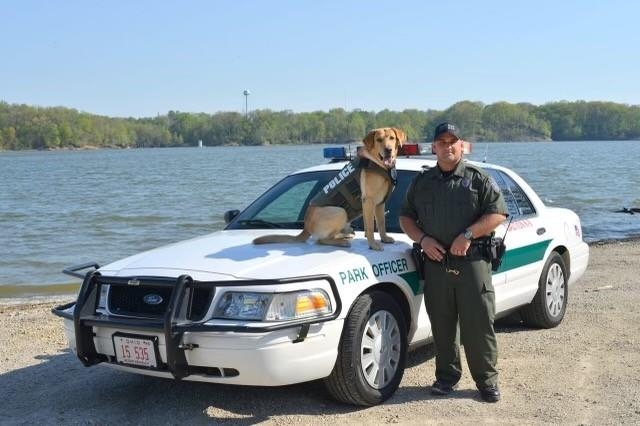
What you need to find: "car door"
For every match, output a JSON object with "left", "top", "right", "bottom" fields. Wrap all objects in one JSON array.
[{"left": 485, "top": 169, "right": 549, "bottom": 312}]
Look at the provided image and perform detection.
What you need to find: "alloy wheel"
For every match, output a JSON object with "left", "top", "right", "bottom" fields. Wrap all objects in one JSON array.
[{"left": 360, "top": 309, "right": 401, "bottom": 389}]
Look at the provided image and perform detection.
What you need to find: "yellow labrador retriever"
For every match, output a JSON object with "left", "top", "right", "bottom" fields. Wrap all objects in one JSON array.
[{"left": 253, "top": 127, "right": 406, "bottom": 250}]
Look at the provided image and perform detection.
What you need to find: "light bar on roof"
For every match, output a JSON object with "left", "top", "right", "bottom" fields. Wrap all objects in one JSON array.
[
  {"left": 323, "top": 147, "right": 348, "bottom": 159},
  {"left": 398, "top": 143, "right": 420, "bottom": 156}
]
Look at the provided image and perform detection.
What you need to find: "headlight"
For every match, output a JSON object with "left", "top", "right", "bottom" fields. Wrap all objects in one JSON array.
[
  {"left": 213, "top": 292, "right": 271, "bottom": 320},
  {"left": 213, "top": 289, "right": 332, "bottom": 321}
]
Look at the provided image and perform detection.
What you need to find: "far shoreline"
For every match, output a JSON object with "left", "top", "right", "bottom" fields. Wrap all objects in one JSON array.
[{"left": 2, "top": 139, "right": 640, "bottom": 154}]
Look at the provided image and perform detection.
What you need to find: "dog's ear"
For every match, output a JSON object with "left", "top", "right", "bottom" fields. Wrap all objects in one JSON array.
[
  {"left": 392, "top": 128, "right": 407, "bottom": 146},
  {"left": 363, "top": 129, "right": 376, "bottom": 150}
]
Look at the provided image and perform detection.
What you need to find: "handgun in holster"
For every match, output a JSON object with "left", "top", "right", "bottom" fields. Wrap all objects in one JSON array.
[
  {"left": 411, "top": 243, "right": 426, "bottom": 280},
  {"left": 489, "top": 236, "right": 506, "bottom": 272}
]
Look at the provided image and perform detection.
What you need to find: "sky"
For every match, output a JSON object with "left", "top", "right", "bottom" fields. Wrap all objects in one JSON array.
[{"left": 2, "top": 0, "right": 639, "bottom": 118}]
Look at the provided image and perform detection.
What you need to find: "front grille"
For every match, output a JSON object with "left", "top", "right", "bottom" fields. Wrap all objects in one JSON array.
[
  {"left": 107, "top": 283, "right": 213, "bottom": 320},
  {"left": 109, "top": 285, "right": 173, "bottom": 318}
]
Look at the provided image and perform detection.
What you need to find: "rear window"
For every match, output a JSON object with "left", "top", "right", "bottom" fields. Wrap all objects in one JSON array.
[{"left": 485, "top": 169, "right": 536, "bottom": 218}]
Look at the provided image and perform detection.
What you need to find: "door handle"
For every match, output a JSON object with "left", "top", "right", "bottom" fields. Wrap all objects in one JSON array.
[{"left": 536, "top": 227, "right": 546, "bottom": 235}]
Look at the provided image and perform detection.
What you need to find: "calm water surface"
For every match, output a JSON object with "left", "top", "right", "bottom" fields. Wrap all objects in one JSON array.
[{"left": 1, "top": 141, "right": 639, "bottom": 294}]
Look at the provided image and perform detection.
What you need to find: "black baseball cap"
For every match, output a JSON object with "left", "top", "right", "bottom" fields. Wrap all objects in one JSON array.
[{"left": 433, "top": 122, "right": 460, "bottom": 141}]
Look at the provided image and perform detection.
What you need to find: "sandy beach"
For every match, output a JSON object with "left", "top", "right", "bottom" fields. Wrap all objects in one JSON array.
[{"left": 1, "top": 240, "right": 639, "bottom": 425}]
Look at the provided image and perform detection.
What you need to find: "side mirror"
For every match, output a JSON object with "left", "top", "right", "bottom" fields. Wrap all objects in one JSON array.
[{"left": 224, "top": 209, "right": 240, "bottom": 224}]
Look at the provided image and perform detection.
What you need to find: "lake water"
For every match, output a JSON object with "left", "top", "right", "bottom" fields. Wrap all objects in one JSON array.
[{"left": 1, "top": 141, "right": 639, "bottom": 297}]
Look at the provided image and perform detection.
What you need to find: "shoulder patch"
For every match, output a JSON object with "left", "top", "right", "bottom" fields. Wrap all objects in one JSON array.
[{"left": 488, "top": 175, "right": 501, "bottom": 192}]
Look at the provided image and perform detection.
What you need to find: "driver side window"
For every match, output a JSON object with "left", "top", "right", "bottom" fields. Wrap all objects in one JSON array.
[{"left": 257, "top": 180, "right": 319, "bottom": 222}]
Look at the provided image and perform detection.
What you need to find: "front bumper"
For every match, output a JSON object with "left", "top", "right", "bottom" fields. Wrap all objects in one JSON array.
[{"left": 53, "top": 267, "right": 343, "bottom": 385}]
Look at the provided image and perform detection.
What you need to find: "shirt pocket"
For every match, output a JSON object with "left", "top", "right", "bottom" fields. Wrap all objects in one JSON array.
[
  {"left": 414, "top": 182, "right": 436, "bottom": 221},
  {"left": 418, "top": 199, "right": 434, "bottom": 221},
  {"left": 452, "top": 186, "right": 480, "bottom": 226}
]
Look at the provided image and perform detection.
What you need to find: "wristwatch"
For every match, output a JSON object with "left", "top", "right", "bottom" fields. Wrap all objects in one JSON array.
[{"left": 463, "top": 229, "right": 473, "bottom": 241}]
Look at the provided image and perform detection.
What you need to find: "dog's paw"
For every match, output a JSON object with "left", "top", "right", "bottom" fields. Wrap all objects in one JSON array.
[
  {"left": 335, "top": 232, "right": 355, "bottom": 240},
  {"left": 338, "top": 239, "right": 352, "bottom": 247},
  {"left": 341, "top": 225, "right": 355, "bottom": 235},
  {"left": 381, "top": 235, "right": 395, "bottom": 244},
  {"left": 368, "top": 241, "right": 383, "bottom": 251},
  {"left": 318, "top": 238, "right": 351, "bottom": 247}
]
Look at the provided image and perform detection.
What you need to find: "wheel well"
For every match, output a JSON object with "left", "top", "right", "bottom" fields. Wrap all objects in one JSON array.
[
  {"left": 553, "top": 245, "right": 570, "bottom": 278},
  {"left": 364, "top": 283, "right": 412, "bottom": 332}
]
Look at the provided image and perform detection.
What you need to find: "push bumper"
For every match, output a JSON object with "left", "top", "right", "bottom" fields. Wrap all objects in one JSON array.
[{"left": 52, "top": 264, "right": 343, "bottom": 384}]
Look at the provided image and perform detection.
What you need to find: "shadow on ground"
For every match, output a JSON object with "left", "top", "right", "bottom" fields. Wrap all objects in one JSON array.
[
  {"left": 0, "top": 315, "right": 541, "bottom": 425},
  {"left": 0, "top": 349, "right": 368, "bottom": 425}
]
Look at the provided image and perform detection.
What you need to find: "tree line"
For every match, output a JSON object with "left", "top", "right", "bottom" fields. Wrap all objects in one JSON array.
[{"left": 1, "top": 100, "right": 639, "bottom": 150}]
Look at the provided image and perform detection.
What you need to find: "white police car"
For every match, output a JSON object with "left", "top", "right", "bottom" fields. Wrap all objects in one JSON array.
[{"left": 53, "top": 144, "right": 589, "bottom": 406}]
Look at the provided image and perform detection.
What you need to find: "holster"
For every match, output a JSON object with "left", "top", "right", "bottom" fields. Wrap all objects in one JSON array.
[
  {"left": 489, "top": 236, "right": 507, "bottom": 272},
  {"left": 469, "top": 235, "right": 506, "bottom": 271},
  {"left": 411, "top": 243, "right": 426, "bottom": 280}
]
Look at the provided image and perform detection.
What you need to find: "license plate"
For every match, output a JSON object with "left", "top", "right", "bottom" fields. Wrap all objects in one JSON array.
[{"left": 113, "top": 334, "right": 158, "bottom": 368}]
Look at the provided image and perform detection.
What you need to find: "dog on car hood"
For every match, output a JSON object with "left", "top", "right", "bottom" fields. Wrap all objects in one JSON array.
[{"left": 253, "top": 127, "right": 406, "bottom": 250}]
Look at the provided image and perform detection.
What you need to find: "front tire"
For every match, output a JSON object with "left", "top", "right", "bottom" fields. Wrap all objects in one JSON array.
[
  {"left": 324, "top": 291, "right": 407, "bottom": 406},
  {"left": 520, "top": 251, "right": 568, "bottom": 328}
]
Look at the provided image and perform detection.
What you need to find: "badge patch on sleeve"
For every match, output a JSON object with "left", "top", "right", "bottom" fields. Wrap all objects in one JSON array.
[{"left": 489, "top": 176, "right": 501, "bottom": 192}]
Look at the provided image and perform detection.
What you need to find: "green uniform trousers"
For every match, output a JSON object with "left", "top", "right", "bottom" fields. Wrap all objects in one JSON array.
[{"left": 424, "top": 256, "right": 498, "bottom": 387}]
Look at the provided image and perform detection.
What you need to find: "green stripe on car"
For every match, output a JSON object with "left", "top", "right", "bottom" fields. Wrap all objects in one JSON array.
[
  {"left": 496, "top": 239, "right": 552, "bottom": 273},
  {"left": 401, "top": 239, "right": 551, "bottom": 294},
  {"left": 400, "top": 271, "right": 422, "bottom": 295}
]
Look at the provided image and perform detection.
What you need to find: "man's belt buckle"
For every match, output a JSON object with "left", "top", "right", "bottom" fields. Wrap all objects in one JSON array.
[
  {"left": 446, "top": 267, "right": 460, "bottom": 275},
  {"left": 444, "top": 254, "right": 460, "bottom": 275}
]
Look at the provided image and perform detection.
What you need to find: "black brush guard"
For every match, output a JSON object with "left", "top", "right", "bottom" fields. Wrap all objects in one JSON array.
[{"left": 52, "top": 263, "right": 342, "bottom": 380}]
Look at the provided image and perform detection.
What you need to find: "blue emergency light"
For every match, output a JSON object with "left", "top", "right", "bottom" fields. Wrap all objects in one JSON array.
[
  {"left": 323, "top": 147, "right": 349, "bottom": 160},
  {"left": 324, "top": 142, "right": 448, "bottom": 160}
]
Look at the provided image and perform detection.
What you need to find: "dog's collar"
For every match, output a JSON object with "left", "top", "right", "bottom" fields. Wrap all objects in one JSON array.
[{"left": 358, "top": 157, "right": 397, "bottom": 187}]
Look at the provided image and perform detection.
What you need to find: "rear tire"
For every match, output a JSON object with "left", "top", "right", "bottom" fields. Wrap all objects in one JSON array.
[
  {"left": 520, "top": 252, "right": 568, "bottom": 328},
  {"left": 324, "top": 291, "right": 407, "bottom": 406}
]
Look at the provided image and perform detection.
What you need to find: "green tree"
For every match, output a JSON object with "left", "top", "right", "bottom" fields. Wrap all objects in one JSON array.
[
  {"left": 0, "top": 100, "right": 638, "bottom": 150},
  {"left": 428, "top": 101, "right": 485, "bottom": 141}
]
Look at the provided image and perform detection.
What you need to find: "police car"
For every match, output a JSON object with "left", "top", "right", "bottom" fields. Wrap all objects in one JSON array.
[{"left": 53, "top": 143, "right": 589, "bottom": 406}]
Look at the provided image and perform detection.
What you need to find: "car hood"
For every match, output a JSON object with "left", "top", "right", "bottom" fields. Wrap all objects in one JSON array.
[{"left": 99, "top": 230, "right": 407, "bottom": 281}]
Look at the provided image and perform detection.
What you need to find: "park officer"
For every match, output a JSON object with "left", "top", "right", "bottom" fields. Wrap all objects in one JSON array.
[{"left": 399, "top": 122, "right": 508, "bottom": 403}]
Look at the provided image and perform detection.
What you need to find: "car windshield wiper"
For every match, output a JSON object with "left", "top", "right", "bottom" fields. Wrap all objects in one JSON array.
[{"left": 236, "top": 219, "right": 283, "bottom": 229}]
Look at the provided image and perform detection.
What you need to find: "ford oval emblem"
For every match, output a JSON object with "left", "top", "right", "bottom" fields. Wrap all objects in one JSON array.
[{"left": 143, "top": 294, "right": 163, "bottom": 305}]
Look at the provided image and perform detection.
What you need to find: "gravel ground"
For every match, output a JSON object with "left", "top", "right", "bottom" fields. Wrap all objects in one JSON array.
[{"left": 1, "top": 240, "right": 639, "bottom": 425}]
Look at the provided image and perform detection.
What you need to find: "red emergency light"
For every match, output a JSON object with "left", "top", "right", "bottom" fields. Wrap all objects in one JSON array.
[{"left": 398, "top": 143, "right": 421, "bottom": 156}]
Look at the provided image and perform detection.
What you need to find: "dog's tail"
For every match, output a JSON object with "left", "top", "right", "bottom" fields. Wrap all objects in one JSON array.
[{"left": 253, "top": 230, "right": 311, "bottom": 245}]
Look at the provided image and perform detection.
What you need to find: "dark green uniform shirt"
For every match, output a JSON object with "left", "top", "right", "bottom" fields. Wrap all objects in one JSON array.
[{"left": 399, "top": 160, "right": 508, "bottom": 247}]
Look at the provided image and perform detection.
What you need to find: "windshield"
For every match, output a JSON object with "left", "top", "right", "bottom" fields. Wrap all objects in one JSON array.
[{"left": 225, "top": 167, "right": 419, "bottom": 234}]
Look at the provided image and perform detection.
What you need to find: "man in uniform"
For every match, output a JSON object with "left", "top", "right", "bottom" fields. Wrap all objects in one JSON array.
[{"left": 399, "top": 122, "right": 508, "bottom": 402}]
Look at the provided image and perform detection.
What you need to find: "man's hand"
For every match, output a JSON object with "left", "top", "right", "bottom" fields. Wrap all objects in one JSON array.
[
  {"left": 421, "top": 236, "right": 447, "bottom": 262},
  {"left": 449, "top": 234, "right": 471, "bottom": 257}
]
